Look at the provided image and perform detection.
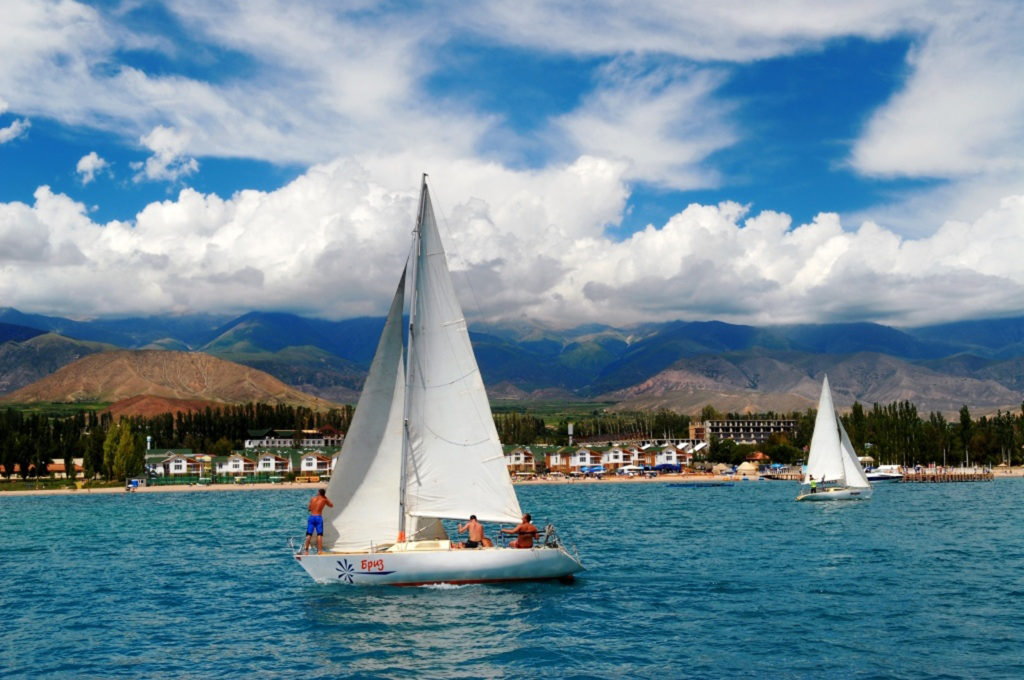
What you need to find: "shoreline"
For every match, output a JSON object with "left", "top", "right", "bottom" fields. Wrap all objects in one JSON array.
[{"left": 3, "top": 466, "right": 1022, "bottom": 497}]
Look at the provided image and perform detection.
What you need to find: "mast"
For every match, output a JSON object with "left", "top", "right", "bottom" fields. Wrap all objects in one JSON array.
[{"left": 397, "top": 173, "right": 428, "bottom": 541}]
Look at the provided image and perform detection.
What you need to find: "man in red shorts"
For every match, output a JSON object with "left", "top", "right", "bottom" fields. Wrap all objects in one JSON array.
[{"left": 502, "top": 513, "right": 539, "bottom": 549}]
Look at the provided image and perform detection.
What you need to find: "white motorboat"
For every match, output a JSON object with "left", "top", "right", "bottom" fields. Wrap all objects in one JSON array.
[
  {"left": 865, "top": 464, "right": 903, "bottom": 482},
  {"left": 295, "top": 177, "right": 584, "bottom": 585},
  {"left": 796, "top": 376, "right": 873, "bottom": 502}
]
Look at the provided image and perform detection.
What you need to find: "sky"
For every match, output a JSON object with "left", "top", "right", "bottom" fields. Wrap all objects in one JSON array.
[{"left": 2, "top": 0, "right": 1024, "bottom": 329}]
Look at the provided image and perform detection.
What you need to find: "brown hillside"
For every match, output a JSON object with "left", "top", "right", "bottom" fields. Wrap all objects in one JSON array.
[
  {"left": 103, "top": 395, "right": 224, "bottom": 419},
  {"left": 0, "top": 350, "right": 337, "bottom": 411}
]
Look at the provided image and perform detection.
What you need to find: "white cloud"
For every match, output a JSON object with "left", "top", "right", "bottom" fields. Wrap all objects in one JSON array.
[
  {"left": 850, "top": 4, "right": 1024, "bottom": 179},
  {"left": 0, "top": 97, "right": 30, "bottom": 144},
  {"left": 1, "top": 158, "right": 1023, "bottom": 327},
  {"left": 554, "top": 59, "right": 736, "bottom": 190},
  {"left": 0, "top": 118, "right": 29, "bottom": 144},
  {"left": 0, "top": 1, "right": 1023, "bottom": 326},
  {"left": 0, "top": 1, "right": 1021, "bottom": 226},
  {"left": 75, "top": 151, "right": 109, "bottom": 184},
  {"left": 132, "top": 125, "right": 198, "bottom": 183}
]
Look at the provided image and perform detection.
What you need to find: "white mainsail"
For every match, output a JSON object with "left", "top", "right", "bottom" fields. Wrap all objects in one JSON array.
[
  {"left": 404, "top": 183, "right": 523, "bottom": 525},
  {"left": 321, "top": 275, "right": 407, "bottom": 552},
  {"left": 803, "top": 376, "right": 847, "bottom": 485}
]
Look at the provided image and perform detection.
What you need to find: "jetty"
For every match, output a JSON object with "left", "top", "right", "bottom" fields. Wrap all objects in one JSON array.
[{"left": 901, "top": 468, "right": 994, "bottom": 483}]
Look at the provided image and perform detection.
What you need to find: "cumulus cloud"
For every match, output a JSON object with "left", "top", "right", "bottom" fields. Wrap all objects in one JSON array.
[
  {"left": 1, "top": 158, "right": 1023, "bottom": 327},
  {"left": 75, "top": 151, "right": 109, "bottom": 184},
  {"left": 2, "top": 1, "right": 1024, "bottom": 326},
  {"left": 132, "top": 126, "right": 198, "bottom": 183},
  {"left": 0, "top": 98, "right": 30, "bottom": 143},
  {"left": 1, "top": 1, "right": 1022, "bottom": 236}
]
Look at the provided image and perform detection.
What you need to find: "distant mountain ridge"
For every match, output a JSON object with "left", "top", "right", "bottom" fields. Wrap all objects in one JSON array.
[{"left": 2, "top": 307, "right": 1024, "bottom": 415}]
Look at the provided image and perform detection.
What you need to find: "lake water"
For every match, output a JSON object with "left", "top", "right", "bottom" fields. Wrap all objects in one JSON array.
[{"left": 2, "top": 479, "right": 1022, "bottom": 679}]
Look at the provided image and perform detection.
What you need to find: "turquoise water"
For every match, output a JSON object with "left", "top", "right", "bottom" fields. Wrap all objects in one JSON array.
[{"left": 2, "top": 480, "right": 1022, "bottom": 679}]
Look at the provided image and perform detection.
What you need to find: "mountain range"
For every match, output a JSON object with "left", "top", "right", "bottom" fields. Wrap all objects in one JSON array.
[{"left": 2, "top": 306, "right": 1023, "bottom": 416}]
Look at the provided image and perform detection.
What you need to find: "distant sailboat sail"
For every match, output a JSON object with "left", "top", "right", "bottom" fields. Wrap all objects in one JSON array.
[{"left": 797, "top": 375, "right": 872, "bottom": 501}]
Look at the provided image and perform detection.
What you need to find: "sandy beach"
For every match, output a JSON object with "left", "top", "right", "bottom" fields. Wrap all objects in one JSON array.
[{"left": 3, "top": 466, "right": 1021, "bottom": 497}]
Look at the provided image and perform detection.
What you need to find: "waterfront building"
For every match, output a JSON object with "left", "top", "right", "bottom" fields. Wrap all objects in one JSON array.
[
  {"left": 244, "top": 427, "right": 345, "bottom": 449},
  {"left": 295, "top": 450, "right": 333, "bottom": 476},
  {"left": 544, "top": 447, "right": 574, "bottom": 474},
  {"left": 161, "top": 453, "right": 203, "bottom": 477},
  {"left": 504, "top": 445, "right": 537, "bottom": 473},
  {"left": 702, "top": 419, "right": 796, "bottom": 445},
  {"left": 601, "top": 445, "right": 637, "bottom": 471},
  {"left": 213, "top": 453, "right": 255, "bottom": 476},
  {"left": 255, "top": 452, "right": 290, "bottom": 475}
]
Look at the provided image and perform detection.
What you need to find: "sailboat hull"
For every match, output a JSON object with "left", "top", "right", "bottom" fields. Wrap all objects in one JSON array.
[
  {"left": 295, "top": 545, "right": 584, "bottom": 586},
  {"left": 796, "top": 486, "right": 873, "bottom": 502}
]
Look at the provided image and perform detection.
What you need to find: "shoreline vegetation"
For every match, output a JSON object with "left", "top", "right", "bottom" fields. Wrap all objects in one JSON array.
[{"left": 3, "top": 466, "right": 1023, "bottom": 497}]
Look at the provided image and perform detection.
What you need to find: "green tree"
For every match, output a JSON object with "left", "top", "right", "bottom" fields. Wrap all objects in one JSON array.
[
  {"left": 103, "top": 423, "right": 122, "bottom": 479},
  {"left": 210, "top": 436, "right": 234, "bottom": 458},
  {"left": 698, "top": 404, "right": 722, "bottom": 422},
  {"left": 958, "top": 405, "right": 973, "bottom": 466},
  {"left": 83, "top": 426, "right": 106, "bottom": 480},
  {"left": 113, "top": 425, "right": 144, "bottom": 480}
]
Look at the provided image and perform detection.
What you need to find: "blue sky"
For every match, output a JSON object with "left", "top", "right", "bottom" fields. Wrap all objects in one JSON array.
[{"left": 2, "top": 1, "right": 1024, "bottom": 327}]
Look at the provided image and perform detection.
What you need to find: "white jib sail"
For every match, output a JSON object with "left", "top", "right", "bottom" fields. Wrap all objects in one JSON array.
[
  {"left": 803, "top": 375, "right": 846, "bottom": 485},
  {"left": 838, "top": 417, "right": 871, "bottom": 489},
  {"left": 321, "top": 275, "right": 407, "bottom": 551},
  {"left": 404, "top": 184, "right": 523, "bottom": 524}
]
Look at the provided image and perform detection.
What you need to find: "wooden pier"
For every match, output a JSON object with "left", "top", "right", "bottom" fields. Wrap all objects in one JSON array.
[
  {"left": 901, "top": 470, "right": 994, "bottom": 483},
  {"left": 762, "top": 472, "right": 803, "bottom": 481}
]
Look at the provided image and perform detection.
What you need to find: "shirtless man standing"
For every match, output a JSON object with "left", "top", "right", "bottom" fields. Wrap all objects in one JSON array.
[
  {"left": 502, "top": 513, "right": 539, "bottom": 549},
  {"left": 456, "top": 515, "right": 485, "bottom": 549},
  {"left": 302, "top": 488, "right": 334, "bottom": 554}
]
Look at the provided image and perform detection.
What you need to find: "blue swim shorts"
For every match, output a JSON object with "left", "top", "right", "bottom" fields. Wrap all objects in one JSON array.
[{"left": 306, "top": 515, "right": 324, "bottom": 535}]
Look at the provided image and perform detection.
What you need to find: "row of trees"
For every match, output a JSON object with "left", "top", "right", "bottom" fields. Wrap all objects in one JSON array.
[
  {"left": 3, "top": 399, "right": 1023, "bottom": 482},
  {"left": 492, "top": 409, "right": 694, "bottom": 446},
  {"left": 708, "top": 401, "right": 1024, "bottom": 468},
  {"left": 0, "top": 403, "right": 354, "bottom": 482},
  {"left": 843, "top": 402, "right": 1022, "bottom": 468}
]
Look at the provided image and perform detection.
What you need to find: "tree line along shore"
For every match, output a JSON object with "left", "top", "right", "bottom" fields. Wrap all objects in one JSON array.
[{"left": 2, "top": 400, "right": 1023, "bottom": 488}]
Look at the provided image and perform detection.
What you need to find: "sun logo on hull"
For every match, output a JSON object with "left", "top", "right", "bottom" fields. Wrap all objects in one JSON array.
[{"left": 336, "top": 559, "right": 355, "bottom": 583}]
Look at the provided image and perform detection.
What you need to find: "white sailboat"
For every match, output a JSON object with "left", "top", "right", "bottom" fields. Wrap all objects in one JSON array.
[
  {"left": 295, "top": 176, "right": 584, "bottom": 585},
  {"left": 796, "top": 376, "right": 873, "bottom": 502}
]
